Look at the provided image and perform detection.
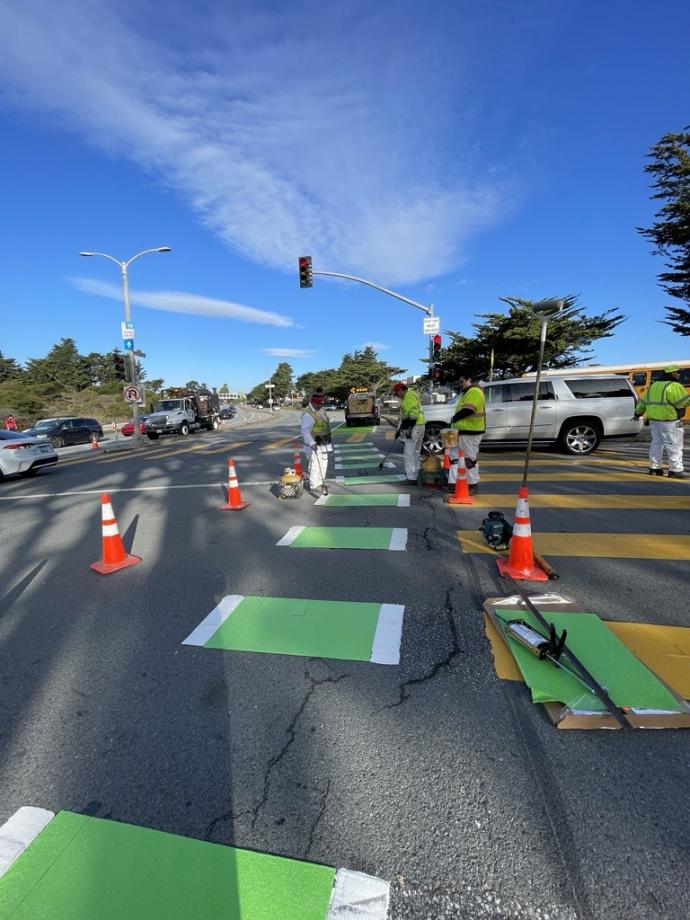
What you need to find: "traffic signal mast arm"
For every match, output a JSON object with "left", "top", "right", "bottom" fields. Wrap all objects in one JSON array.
[{"left": 310, "top": 269, "right": 433, "bottom": 316}]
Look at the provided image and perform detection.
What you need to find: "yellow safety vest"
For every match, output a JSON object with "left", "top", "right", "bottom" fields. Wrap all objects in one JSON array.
[
  {"left": 636, "top": 380, "right": 690, "bottom": 421},
  {"left": 400, "top": 390, "right": 425, "bottom": 427},
  {"left": 305, "top": 406, "right": 331, "bottom": 437},
  {"left": 452, "top": 385, "right": 486, "bottom": 433}
]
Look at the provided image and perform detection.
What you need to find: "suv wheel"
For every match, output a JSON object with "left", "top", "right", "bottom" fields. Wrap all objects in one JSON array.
[
  {"left": 423, "top": 423, "right": 445, "bottom": 455},
  {"left": 559, "top": 420, "right": 601, "bottom": 455},
  {"left": 50, "top": 436, "right": 64, "bottom": 449}
]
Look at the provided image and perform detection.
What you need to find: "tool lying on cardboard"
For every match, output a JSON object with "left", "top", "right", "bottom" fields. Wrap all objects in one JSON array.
[{"left": 497, "top": 581, "right": 634, "bottom": 730}]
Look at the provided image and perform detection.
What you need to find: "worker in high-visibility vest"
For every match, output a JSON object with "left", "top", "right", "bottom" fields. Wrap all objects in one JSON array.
[
  {"left": 448, "top": 371, "right": 486, "bottom": 494},
  {"left": 393, "top": 381, "right": 425, "bottom": 483},
  {"left": 634, "top": 364, "right": 689, "bottom": 479},
  {"left": 301, "top": 388, "right": 332, "bottom": 495}
]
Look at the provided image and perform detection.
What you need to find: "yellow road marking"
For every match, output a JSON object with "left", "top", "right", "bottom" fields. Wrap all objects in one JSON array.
[
  {"left": 347, "top": 433, "right": 366, "bottom": 443},
  {"left": 453, "top": 493, "right": 690, "bottom": 509},
  {"left": 478, "top": 471, "right": 685, "bottom": 482},
  {"left": 261, "top": 436, "right": 296, "bottom": 451},
  {"left": 100, "top": 442, "right": 209, "bottom": 463},
  {"left": 205, "top": 440, "right": 252, "bottom": 454},
  {"left": 457, "top": 530, "right": 690, "bottom": 560},
  {"left": 479, "top": 457, "right": 648, "bottom": 468},
  {"left": 385, "top": 431, "right": 395, "bottom": 441}
]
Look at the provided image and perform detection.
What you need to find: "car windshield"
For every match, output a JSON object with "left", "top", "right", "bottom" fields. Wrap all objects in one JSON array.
[
  {"left": 32, "top": 420, "right": 59, "bottom": 430},
  {"left": 153, "top": 400, "right": 183, "bottom": 411}
]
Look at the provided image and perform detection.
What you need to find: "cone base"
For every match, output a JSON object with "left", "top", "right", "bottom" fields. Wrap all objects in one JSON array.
[
  {"left": 221, "top": 501, "right": 250, "bottom": 511},
  {"left": 90, "top": 553, "right": 141, "bottom": 575},
  {"left": 496, "top": 556, "right": 549, "bottom": 582},
  {"left": 446, "top": 493, "right": 474, "bottom": 505}
]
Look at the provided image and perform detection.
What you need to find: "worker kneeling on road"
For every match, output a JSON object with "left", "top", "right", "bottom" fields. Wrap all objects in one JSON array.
[
  {"left": 393, "top": 381, "right": 425, "bottom": 483},
  {"left": 448, "top": 371, "right": 485, "bottom": 495},
  {"left": 301, "top": 388, "right": 332, "bottom": 496},
  {"left": 635, "top": 364, "right": 689, "bottom": 479}
]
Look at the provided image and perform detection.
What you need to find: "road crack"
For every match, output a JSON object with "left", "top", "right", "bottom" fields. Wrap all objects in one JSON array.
[
  {"left": 305, "top": 778, "right": 331, "bottom": 857},
  {"left": 250, "top": 666, "right": 349, "bottom": 829},
  {"left": 385, "top": 588, "right": 462, "bottom": 709}
]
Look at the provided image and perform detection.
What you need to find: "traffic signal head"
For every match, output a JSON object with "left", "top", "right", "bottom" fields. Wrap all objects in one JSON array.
[
  {"left": 432, "top": 334, "right": 442, "bottom": 362},
  {"left": 113, "top": 353, "right": 126, "bottom": 381},
  {"left": 431, "top": 365, "right": 444, "bottom": 384},
  {"left": 298, "top": 255, "right": 313, "bottom": 288}
]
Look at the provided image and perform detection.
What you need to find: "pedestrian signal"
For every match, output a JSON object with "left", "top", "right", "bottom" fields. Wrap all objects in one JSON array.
[
  {"left": 298, "top": 256, "right": 313, "bottom": 288},
  {"left": 113, "top": 353, "right": 126, "bottom": 381}
]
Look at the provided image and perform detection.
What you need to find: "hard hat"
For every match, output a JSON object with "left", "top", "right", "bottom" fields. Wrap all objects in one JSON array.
[
  {"left": 392, "top": 381, "right": 407, "bottom": 395},
  {"left": 664, "top": 364, "right": 680, "bottom": 373}
]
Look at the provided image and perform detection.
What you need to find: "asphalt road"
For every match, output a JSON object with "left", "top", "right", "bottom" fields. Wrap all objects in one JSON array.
[{"left": 1, "top": 408, "right": 689, "bottom": 919}]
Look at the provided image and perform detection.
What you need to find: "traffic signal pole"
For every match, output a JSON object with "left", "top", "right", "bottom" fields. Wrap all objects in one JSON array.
[{"left": 120, "top": 263, "right": 142, "bottom": 447}]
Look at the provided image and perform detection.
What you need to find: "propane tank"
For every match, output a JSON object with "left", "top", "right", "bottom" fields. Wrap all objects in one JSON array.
[{"left": 504, "top": 619, "right": 550, "bottom": 657}]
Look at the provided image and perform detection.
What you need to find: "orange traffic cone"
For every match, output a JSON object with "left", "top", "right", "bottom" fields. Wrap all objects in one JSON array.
[
  {"left": 222, "top": 459, "right": 250, "bottom": 510},
  {"left": 293, "top": 444, "right": 304, "bottom": 480},
  {"left": 496, "top": 486, "right": 548, "bottom": 581},
  {"left": 446, "top": 449, "right": 474, "bottom": 505},
  {"left": 91, "top": 432, "right": 100, "bottom": 450},
  {"left": 90, "top": 493, "right": 141, "bottom": 574},
  {"left": 443, "top": 448, "right": 450, "bottom": 470}
]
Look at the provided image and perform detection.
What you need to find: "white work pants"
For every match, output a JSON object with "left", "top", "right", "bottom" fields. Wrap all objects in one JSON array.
[
  {"left": 401, "top": 425, "right": 424, "bottom": 479},
  {"left": 649, "top": 420, "right": 684, "bottom": 473},
  {"left": 306, "top": 444, "right": 330, "bottom": 489},
  {"left": 448, "top": 433, "right": 483, "bottom": 486}
]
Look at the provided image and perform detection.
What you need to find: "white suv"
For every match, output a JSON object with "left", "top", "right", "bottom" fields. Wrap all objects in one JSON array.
[{"left": 422, "top": 375, "right": 642, "bottom": 456}]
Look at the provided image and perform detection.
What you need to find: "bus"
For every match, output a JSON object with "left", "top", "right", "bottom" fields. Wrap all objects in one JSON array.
[{"left": 528, "top": 361, "right": 690, "bottom": 420}]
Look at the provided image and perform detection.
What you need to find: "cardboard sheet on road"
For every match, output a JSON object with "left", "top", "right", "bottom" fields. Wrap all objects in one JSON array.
[{"left": 483, "top": 595, "right": 690, "bottom": 729}]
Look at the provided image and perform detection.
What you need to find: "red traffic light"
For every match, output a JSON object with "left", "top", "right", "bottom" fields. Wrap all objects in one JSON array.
[
  {"left": 298, "top": 255, "right": 313, "bottom": 288},
  {"left": 433, "top": 335, "right": 442, "bottom": 346}
]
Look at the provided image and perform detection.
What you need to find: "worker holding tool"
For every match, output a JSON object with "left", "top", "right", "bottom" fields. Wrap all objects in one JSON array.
[
  {"left": 392, "top": 381, "right": 425, "bottom": 483},
  {"left": 448, "top": 371, "right": 485, "bottom": 495},
  {"left": 634, "top": 364, "right": 689, "bottom": 479},
  {"left": 301, "top": 388, "right": 332, "bottom": 496}
]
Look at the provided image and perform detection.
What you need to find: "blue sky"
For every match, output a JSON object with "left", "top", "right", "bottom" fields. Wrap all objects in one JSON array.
[{"left": 1, "top": 0, "right": 689, "bottom": 391}]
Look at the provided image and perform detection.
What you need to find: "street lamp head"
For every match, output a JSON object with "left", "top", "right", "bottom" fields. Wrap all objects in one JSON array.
[
  {"left": 531, "top": 298, "right": 565, "bottom": 317},
  {"left": 79, "top": 251, "right": 94, "bottom": 257},
  {"left": 156, "top": 246, "right": 172, "bottom": 253}
]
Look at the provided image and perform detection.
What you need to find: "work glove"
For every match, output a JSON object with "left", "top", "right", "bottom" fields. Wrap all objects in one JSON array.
[
  {"left": 311, "top": 443, "right": 319, "bottom": 452},
  {"left": 450, "top": 412, "right": 463, "bottom": 425},
  {"left": 465, "top": 457, "right": 477, "bottom": 469},
  {"left": 400, "top": 418, "right": 415, "bottom": 431}
]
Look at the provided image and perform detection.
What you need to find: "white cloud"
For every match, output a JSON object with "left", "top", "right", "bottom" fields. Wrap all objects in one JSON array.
[
  {"left": 0, "top": 2, "right": 513, "bottom": 286},
  {"left": 69, "top": 277, "right": 294, "bottom": 327},
  {"left": 260, "top": 348, "right": 315, "bottom": 357},
  {"left": 361, "top": 342, "right": 389, "bottom": 351}
]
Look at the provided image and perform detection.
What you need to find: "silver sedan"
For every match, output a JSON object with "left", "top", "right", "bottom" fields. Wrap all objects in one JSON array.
[{"left": 0, "top": 430, "right": 58, "bottom": 479}]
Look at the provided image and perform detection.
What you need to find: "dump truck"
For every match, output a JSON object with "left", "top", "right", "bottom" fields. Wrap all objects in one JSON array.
[
  {"left": 145, "top": 388, "right": 221, "bottom": 439},
  {"left": 344, "top": 388, "right": 380, "bottom": 427}
]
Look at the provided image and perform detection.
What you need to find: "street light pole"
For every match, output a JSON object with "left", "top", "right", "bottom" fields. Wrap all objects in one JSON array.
[
  {"left": 79, "top": 247, "right": 171, "bottom": 446},
  {"left": 522, "top": 299, "right": 568, "bottom": 488}
]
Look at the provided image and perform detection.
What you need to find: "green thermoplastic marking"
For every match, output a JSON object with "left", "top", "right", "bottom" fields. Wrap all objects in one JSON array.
[
  {"left": 0, "top": 811, "right": 336, "bottom": 920},
  {"left": 205, "top": 596, "right": 382, "bottom": 661}
]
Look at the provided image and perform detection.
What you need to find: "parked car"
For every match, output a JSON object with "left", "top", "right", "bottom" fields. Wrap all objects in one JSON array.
[
  {"left": 0, "top": 430, "right": 58, "bottom": 479},
  {"left": 422, "top": 375, "right": 642, "bottom": 456},
  {"left": 121, "top": 416, "right": 149, "bottom": 437},
  {"left": 220, "top": 406, "right": 236, "bottom": 420},
  {"left": 22, "top": 417, "right": 104, "bottom": 449}
]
